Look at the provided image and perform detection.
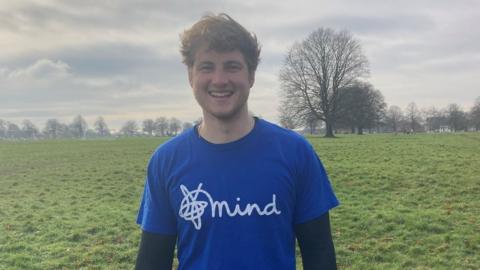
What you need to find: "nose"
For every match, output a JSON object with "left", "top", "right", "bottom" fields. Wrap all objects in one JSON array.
[{"left": 211, "top": 69, "right": 228, "bottom": 88}]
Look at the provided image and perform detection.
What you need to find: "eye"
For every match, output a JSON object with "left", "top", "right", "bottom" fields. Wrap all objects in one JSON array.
[
  {"left": 197, "top": 63, "right": 213, "bottom": 72},
  {"left": 225, "top": 62, "right": 242, "bottom": 72}
]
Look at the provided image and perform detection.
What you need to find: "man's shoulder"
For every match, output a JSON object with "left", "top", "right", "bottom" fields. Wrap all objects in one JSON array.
[
  {"left": 257, "top": 118, "right": 308, "bottom": 143},
  {"left": 152, "top": 127, "right": 194, "bottom": 157},
  {"left": 256, "top": 119, "right": 317, "bottom": 159}
]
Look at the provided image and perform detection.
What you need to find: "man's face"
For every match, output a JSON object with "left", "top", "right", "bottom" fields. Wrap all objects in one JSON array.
[{"left": 188, "top": 47, "right": 254, "bottom": 121}]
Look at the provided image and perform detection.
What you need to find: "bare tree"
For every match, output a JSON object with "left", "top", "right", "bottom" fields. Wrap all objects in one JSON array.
[
  {"left": 22, "top": 120, "right": 40, "bottom": 139},
  {"left": 6, "top": 122, "right": 22, "bottom": 139},
  {"left": 70, "top": 115, "right": 88, "bottom": 138},
  {"left": 168, "top": 117, "right": 182, "bottom": 136},
  {"left": 44, "top": 119, "right": 62, "bottom": 139},
  {"left": 385, "top": 106, "right": 403, "bottom": 133},
  {"left": 94, "top": 116, "right": 110, "bottom": 137},
  {"left": 405, "top": 102, "right": 422, "bottom": 133},
  {"left": 279, "top": 28, "right": 369, "bottom": 137},
  {"left": 142, "top": 119, "right": 155, "bottom": 136},
  {"left": 120, "top": 120, "right": 138, "bottom": 136},
  {"left": 154, "top": 117, "right": 168, "bottom": 136},
  {"left": 58, "top": 123, "right": 71, "bottom": 138},
  {"left": 469, "top": 97, "right": 480, "bottom": 131}
]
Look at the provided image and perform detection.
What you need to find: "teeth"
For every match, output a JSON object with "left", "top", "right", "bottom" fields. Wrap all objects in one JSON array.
[{"left": 209, "top": 91, "right": 233, "bottom": 97}]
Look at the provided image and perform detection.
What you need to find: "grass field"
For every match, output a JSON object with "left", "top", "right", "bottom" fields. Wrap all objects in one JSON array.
[{"left": 0, "top": 133, "right": 479, "bottom": 269}]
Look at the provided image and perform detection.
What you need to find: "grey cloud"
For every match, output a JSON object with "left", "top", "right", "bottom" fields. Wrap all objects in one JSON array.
[
  {"left": 4, "top": 0, "right": 240, "bottom": 32},
  {"left": 0, "top": 56, "right": 189, "bottom": 109},
  {"left": 261, "top": 12, "right": 436, "bottom": 45},
  {"left": 1, "top": 0, "right": 479, "bottom": 126},
  {"left": 321, "top": 13, "right": 435, "bottom": 35},
  {"left": 57, "top": 43, "right": 177, "bottom": 77},
  {"left": 2, "top": 42, "right": 186, "bottom": 84}
]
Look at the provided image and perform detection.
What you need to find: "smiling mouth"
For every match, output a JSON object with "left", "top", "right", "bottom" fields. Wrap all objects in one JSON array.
[{"left": 208, "top": 91, "right": 234, "bottom": 98}]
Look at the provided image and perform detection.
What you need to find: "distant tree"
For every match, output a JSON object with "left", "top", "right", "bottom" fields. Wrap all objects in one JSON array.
[
  {"left": 70, "top": 115, "right": 88, "bottom": 138},
  {"left": 279, "top": 27, "right": 369, "bottom": 137},
  {"left": 336, "top": 83, "right": 386, "bottom": 134},
  {"left": 405, "top": 102, "right": 422, "bottom": 133},
  {"left": 85, "top": 129, "right": 98, "bottom": 138},
  {"left": 168, "top": 117, "right": 182, "bottom": 136},
  {"left": 6, "top": 122, "right": 22, "bottom": 139},
  {"left": 0, "top": 119, "right": 6, "bottom": 138},
  {"left": 93, "top": 116, "right": 110, "bottom": 137},
  {"left": 372, "top": 90, "right": 387, "bottom": 133},
  {"left": 120, "top": 120, "right": 138, "bottom": 136},
  {"left": 469, "top": 97, "right": 480, "bottom": 131},
  {"left": 182, "top": 122, "right": 193, "bottom": 133},
  {"left": 44, "top": 119, "right": 62, "bottom": 139},
  {"left": 142, "top": 119, "right": 155, "bottom": 136},
  {"left": 154, "top": 117, "right": 168, "bottom": 136},
  {"left": 336, "top": 87, "right": 358, "bottom": 133},
  {"left": 58, "top": 123, "right": 71, "bottom": 138},
  {"left": 447, "top": 103, "right": 467, "bottom": 132},
  {"left": 22, "top": 120, "right": 39, "bottom": 139},
  {"left": 385, "top": 105, "right": 403, "bottom": 133}
]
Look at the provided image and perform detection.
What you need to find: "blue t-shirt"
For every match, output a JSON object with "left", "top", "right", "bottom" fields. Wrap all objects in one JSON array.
[{"left": 137, "top": 118, "right": 339, "bottom": 270}]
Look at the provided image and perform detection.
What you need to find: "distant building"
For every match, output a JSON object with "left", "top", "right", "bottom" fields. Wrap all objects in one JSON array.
[{"left": 439, "top": 125, "right": 451, "bottom": 133}]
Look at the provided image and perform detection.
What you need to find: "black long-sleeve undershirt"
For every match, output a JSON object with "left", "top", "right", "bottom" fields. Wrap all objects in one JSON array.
[
  {"left": 295, "top": 212, "right": 337, "bottom": 270},
  {"left": 135, "top": 231, "right": 176, "bottom": 270}
]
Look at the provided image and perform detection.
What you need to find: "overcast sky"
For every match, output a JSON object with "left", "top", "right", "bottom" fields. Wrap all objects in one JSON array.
[{"left": 1, "top": 0, "right": 479, "bottom": 130}]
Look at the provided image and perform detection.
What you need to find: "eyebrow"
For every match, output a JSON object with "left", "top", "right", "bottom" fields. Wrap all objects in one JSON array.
[
  {"left": 195, "top": 61, "right": 213, "bottom": 67},
  {"left": 195, "top": 60, "right": 244, "bottom": 67},
  {"left": 224, "top": 60, "right": 244, "bottom": 67}
]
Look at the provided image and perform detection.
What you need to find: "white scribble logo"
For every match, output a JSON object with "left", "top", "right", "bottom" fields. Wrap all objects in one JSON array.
[
  {"left": 179, "top": 183, "right": 281, "bottom": 230},
  {"left": 179, "top": 183, "right": 209, "bottom": 230}
]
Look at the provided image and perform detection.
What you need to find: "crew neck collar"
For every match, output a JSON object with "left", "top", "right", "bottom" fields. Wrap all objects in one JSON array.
[{"left": 193, "top": 117, "right": 261, "bottom": 150}]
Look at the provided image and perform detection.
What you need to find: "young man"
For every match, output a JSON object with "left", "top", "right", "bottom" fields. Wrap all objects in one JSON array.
[{"left": 135, "top": 13, "right": 339, "bottom": 270}]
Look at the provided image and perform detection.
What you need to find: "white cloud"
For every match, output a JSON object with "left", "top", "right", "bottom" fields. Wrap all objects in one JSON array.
[{"left": 7, "top": 59, "right": 71, "bottom": 79}]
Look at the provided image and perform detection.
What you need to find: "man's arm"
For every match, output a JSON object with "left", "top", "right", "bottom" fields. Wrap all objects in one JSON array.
[
  {"left": 295, "top": 212, "right": 337, "bottom": 270},
  {"left": 135, "top": 230, "right": 176, "bottom": 270}
]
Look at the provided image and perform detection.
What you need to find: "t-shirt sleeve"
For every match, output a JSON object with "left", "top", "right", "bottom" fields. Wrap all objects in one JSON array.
[
  {"left": 293, "top": 139, "right": 339, "bottom": 225},
  {"left": 136, "top": 152, "right": 177, "bottom": 235}
]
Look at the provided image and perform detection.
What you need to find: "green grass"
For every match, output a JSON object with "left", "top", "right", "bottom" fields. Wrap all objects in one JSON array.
[
  {"left": 0, "top": 138, "right": 166, "bottom": 270},
  {"left": 1, "top": 133, "right": 479, "bottom": 269},
  {"left": 312, "top": 133, "right": 480, "bottom": 270}
]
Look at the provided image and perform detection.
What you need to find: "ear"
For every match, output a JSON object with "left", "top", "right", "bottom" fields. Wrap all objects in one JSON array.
[{"left": 188, "top": 67, "right": 193, "bottom": 87}]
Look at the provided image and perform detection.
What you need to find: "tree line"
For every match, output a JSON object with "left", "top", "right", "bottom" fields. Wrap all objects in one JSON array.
[
  {"left": 277, "top": 27, "right": 480, "bottom": 136},
  {"left": 386, "top": 101, "right": 480, "bottom": 134},
  {"left": 282, "top": 97, "right": 480, "bottom": 135},
  {"left": 0, "top": 116, "right": 195, "bottom": 140}
]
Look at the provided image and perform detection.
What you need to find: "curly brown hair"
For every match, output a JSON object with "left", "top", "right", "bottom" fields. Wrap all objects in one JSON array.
[{"left": 180, "top": 13, "right": 261, "bottom": 74}]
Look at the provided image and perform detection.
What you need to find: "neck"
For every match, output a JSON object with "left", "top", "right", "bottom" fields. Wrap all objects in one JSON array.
[{"left": 198, "top": 112, "right": 255, "bottom": 144}]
